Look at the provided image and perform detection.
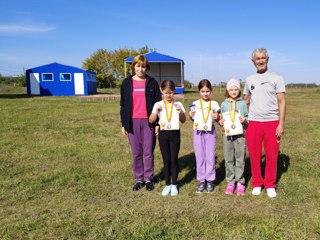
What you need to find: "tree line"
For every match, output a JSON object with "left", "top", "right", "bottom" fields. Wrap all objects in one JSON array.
[
  {"left": 82, "top": 45, "right": 153, "bottom": 88},
  {"left": 0, "top": 74, "right": 26, "bottom": 87}
]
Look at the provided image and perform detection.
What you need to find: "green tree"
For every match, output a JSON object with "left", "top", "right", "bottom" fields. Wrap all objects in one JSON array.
[
  {"left": 82, "top": 46, "right": 154, "bottom": 88},
  {"left": 15, "top": 74, "right": 26, "bottom": 87},
  {"left": 184, "top": 80, "right": 193, "bottom": 89}
]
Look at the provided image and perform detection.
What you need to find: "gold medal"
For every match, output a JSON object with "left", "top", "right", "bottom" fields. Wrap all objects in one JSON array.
[
  {"left": 200, "top": 98, "right": 211, "bottom": 128},
  {"left": 164, "top": 99, "right": 173, "bottom": 128}
]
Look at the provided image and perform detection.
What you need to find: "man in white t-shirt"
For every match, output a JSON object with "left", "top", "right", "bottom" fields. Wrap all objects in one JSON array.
[{"left": 243, "top": 48, "right": 286, "bottom": 198}]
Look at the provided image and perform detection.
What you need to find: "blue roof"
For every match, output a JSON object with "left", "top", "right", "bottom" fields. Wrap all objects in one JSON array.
[
  {"left": 26, "top": 62, "right": 96, "bottom": 74},
  {"left": 124, "top": 52, "right": 184, "bottom": 63}
]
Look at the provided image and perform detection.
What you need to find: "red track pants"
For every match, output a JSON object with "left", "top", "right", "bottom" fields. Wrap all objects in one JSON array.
[{"left": 246, "top": 121, "right": 280, "bottom": 189}]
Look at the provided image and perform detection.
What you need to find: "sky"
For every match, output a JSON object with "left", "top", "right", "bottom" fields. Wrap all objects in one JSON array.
[{"left": 1, "top": 0, "right": 320, "bottom": 84}]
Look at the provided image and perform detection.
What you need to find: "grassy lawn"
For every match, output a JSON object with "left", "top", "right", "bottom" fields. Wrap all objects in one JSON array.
[{"left": 0, "top": 84, "right": 319, "bottom": 239}]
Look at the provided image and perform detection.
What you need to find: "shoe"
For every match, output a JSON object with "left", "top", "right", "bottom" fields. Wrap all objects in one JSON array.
[
  {"left": 236, "top": 183, "right": 246, "bottom": 196},
  {"left": 225, "top": 183, "right": 235, "bottom": 195},
  {"left": 252, "top": 187, "right": 262, "bottom": 196},
  {"left": 206, "top": 181, "right": 215, "bottom": 193},
  {"left": 145, "top": 181, "right": 154, "bottom": 191},
  {"left": 170, "top": 185, "right": 178, "bottom": 196},
  {"left": 196, "top": 182, "right": 206, "bottom": 193},
  {"left": 161, "top": 185, "right": 171, "bottom": 196},
  {"left": 267, "top": 188, "right": 277, "bottom": 198},
  {"left": 132, "top": 181, "right": 144, "bottom": 191}
]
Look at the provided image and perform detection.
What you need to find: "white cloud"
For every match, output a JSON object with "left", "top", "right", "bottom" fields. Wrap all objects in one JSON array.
[{"left": 0, "top": 24, "right": 55, "bottom": 33}]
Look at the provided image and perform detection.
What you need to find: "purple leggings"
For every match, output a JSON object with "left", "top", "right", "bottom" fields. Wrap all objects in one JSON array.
[
  {"left": 193, "top": 128, "right": 217, "bottom": 182},
  {"left": 128, "top": 119, "right": 155, "bottom": 182}
]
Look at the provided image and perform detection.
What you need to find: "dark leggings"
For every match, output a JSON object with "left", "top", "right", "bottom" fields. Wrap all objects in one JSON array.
[{"left": 158, "top": 130, "right": 180, "bottom": 185}]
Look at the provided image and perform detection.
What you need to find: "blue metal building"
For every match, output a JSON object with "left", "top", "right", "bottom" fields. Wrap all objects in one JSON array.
[
  {"left": 124, "top": 52, "right": 185, "bottom": 94},
  {"left": 26, "top": 62, "right": 97, "bottom": 96}
]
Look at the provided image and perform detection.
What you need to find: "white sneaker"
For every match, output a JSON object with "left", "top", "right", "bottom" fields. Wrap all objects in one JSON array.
[
  {"left": 170, "top": 185, "right": 178, "bottom": 196},
  {"left": 252, "top": 187, "right": 262, "bottom": 195},
  {"left": 267, "top": 188, "right": 277, "bottom": 198},
  {"left": 161, "top": 185, "right": 171, "bottom": 196}
]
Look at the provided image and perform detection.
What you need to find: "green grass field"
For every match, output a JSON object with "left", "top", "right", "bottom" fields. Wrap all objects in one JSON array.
[{"left": 1, "top": 84, "right": 319, "bottom": 239}]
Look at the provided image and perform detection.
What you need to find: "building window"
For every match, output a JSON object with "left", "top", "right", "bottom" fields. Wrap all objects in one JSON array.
[
  {"left": 42, "top": 73, "right": 54, "bottom": 81},
  {"left": 60, "top": 73, "right": 72, "bottom": 81}
]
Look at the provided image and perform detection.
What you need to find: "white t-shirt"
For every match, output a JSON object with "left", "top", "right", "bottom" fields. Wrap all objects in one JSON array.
[
  {"left": 192, "top": 99, "right": 220, "bottom": 131},
  {"left": 152, "top": 100, "right": 186, "bottom": 130},
  {"left": 244, "top": 71, "right": 285, "bottom": 121}
]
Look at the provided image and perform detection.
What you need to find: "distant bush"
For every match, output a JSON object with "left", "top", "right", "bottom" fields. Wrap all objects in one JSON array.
[
  {"left": 0, "top": 74, "right": 26, "bottom": 87},
  {"left": 286, "top": 83, "right": 319, "bottom": 88},
  {"left": 96, "top": 74, "right": 117, "bottom": 88}
]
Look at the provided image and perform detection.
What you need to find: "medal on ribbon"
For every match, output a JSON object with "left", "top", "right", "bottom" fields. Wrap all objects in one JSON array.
[
  {"left": 229, "top": 98, "right": 236, "bottom": 130},
  {"left": 200, "top": 98, "right": 211, "bottom": 130},
  {"left": 164, "top": 99, "right": 173, "bottom": 130}
]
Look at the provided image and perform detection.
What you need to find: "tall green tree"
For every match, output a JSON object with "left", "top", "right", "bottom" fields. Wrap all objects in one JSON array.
[{"left": 82, "top": 46, "right": 154, "bottom": 88}]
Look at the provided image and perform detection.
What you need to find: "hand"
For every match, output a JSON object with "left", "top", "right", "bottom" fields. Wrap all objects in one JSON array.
[
  {"left": 155, "top": 126, "right": 159, "bottom": 136},
  {"left": 212, "top": 112, "right": 219, "bottom": 120},
  {"left": 121, "top": 127, "right": 128, "bottom": 136},
  {"left": 219, "top": 118, "right": 225, "bottom": 126},
  {"left": 239, "top": 116, "right": 246, "bottom": 124},
  {"left": 276, "top": 123, "right": 284, "bottom": 138},
  {"left": 176, "top": 105, "right": 181, "bottom": 112},
  {"left": 189, "top": 110, "right": 195, "bottom": 118}
]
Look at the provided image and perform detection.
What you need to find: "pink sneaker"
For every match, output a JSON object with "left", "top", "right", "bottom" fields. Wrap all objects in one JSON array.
[
  {"left": 236, "top": 183, "right": 246, "bottom": 196},
  {"left": 225, "top": 183, "right": 235, "bottom": 195}
]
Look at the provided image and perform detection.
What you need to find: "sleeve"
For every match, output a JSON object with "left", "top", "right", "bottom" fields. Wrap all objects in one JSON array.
[
  {"left": 220, "top": 101, "right": 226, "bottom": 114},
  {"left": 212, "top": 101, "right": 220, "bottom": 112},
  {"left": 154, "top": 80, "right": 162, "bottom": 102},
  {"left": 178, "top": 102, "right": 186, "bottom": 113},
  {"left": 120, "top": 80, "right": 126, "bottom": 125},
  {"left": 243, "top": 80, "right": 250, "bottom": 96},
  {"left": 152, "top": 101, "right": 160, "bottom": 114},
  {"left": 242, "top": 101, "right": 248, "bottom": 118},
  {"left": 276, "top": 75, "right": 286, "bottom": 93}
]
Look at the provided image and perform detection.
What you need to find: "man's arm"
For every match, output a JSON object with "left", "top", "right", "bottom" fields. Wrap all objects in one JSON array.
[
  {"left": 276, "top": 92, "right": 286, "bottom": 137},
  {"left": 243, "top": 95, "right": 251, "bottom": 104}
]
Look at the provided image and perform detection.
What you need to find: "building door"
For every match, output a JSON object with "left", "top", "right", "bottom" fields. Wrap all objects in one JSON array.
[
  {"left": 74, "top": 73, "right": 84, "bottom": 95},
  {"left": 29, "top": 73, "right": 40, "bottom": 95}
]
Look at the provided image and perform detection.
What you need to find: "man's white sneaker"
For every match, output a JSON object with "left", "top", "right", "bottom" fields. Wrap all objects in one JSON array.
[
  {"left": 267, "top": 188, "right": 277, "bottom": 198},
  {"left": 252, "top": 187, "right": 262, "bottom": 195}
]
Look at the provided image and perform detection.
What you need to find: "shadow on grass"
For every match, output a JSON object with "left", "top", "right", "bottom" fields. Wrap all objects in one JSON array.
[
  {"left": 153, "top": 152, "right": 197, "bottom": 185},
  {"left": 246, "top": 152, "right": 290, "bottom": 186},
  {"left": 178, "top": 152, "right": 196, "bottom": 185},
  {"left": 244, "top": 157, "right": 252, "bottom": 186},
  {"left": 277, "top": 152, "right": 290, "bottom": 183},
  {"left": 214, "top": 159, "right": 225, "bottom": 185},
  {"left": 0, "top": 94, "right": 31, "bottom": 99}
]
